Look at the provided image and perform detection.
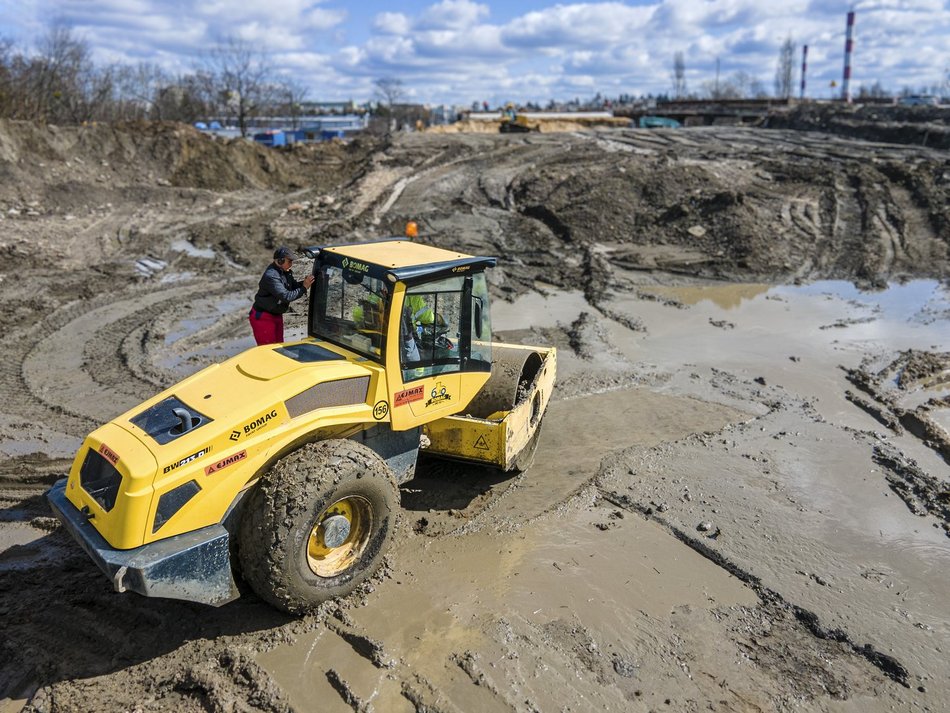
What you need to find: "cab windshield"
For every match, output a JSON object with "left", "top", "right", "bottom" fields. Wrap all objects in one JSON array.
[{"left": 310, "top": 264, "right": 389, "bottom": 360}]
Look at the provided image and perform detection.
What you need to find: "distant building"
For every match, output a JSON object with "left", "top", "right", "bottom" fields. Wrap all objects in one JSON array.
[{"left": 298, "top": 100, "right": 359, "bottom": 115}]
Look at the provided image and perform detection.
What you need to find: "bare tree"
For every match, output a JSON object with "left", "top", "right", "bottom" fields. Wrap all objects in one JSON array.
[
  {"left": 672, "top": 52, "right": 687, "bottom": 98},
  {"left": 374, "top": 77, "right": 404, "bottom": 109},
  {"left": 0, "top": 36, "right": 15, "bottom": 116},
  {"left": 27, "top": 25, "right": 95, "bottom": 122},
  {"left": 774, "top": 36, "right": 795, "bottom": 99},
  {"left": 0, "top": 23, "right": 215, "bottom": 123},
  {"left": 374, "top": 77, "right": 404, "bottom": 131},
  {"left": 153, "top": 74, "right": 209, "bottom": 123},
  {"left": 700, "top": 71, "right": 767, "bottom": 100},
  {"left": 278, "top": 78, "right": 309, "bottom": 130},
  {"left": 115, "top": 62, "right": 170, "bottom": 120},
  {"left": 200, "top": 37, "right": 274, "bottom": 137}
]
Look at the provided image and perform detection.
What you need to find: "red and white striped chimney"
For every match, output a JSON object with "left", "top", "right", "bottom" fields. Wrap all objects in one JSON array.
[
  {"left": 800, "top": 44, "right": 808, "bottom": 99},
  {"left": 842, "top": 10, "right": 855, "bottom": 103}
]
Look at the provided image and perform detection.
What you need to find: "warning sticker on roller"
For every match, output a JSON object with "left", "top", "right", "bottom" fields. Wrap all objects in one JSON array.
[{"left": 473, "top": 434, "right": 490, "bottom": 450}]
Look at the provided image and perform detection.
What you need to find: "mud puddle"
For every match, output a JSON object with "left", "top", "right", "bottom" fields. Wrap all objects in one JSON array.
[
  {"left": 256, "top": 376, "right": 754, "bottom": 710},
  {"left": 258, "top": 488, "right": 759, "bottom": 712},
  {"left": 608, "top": 279, "right": 950, "bottom": 465}
]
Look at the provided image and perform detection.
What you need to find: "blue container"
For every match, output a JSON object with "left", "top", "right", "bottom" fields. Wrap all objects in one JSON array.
[
  {"left": 321, "top": 129, "right": 345, "bottom": 141},
  {"left": 638, "top": 116, "right": 681, "bottom": 129},
  {"left": 253, "top": 131, "right": 286, "bottom": 147}
]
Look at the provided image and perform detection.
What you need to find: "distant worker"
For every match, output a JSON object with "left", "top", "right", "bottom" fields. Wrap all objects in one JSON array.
[
  {"left": 405, "top": 221, "right": 419, "bottom": 239},
  {"left": 249, "top": 246, "right": 314, "bottom": 345}
]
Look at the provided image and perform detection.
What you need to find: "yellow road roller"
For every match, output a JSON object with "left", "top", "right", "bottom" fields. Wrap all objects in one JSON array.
[{"left": 47, "top": 239, "right": 555, "bottom": 613}]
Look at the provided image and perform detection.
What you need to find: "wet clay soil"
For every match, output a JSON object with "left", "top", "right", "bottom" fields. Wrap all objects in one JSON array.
[{"left": 0, "top": 120, "right": 948, "bottom": 712}]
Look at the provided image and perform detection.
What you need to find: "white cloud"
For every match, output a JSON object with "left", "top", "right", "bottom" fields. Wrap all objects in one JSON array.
[
  {"left": 417, "top": 0, "right": 490, "bottom": 30},
  {"left": 502, "top": 3, "right": 654, "bottom": 47},
  {"left": 373, "top": 12, "right": 412, "bottom": 35},
  {"left": 3, "top": 0, "right": 949, "bottom": 105}
]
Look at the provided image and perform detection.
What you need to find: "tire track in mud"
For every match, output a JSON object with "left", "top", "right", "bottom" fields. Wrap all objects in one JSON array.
[
  {"left": 9, "top": 279, "right": 246, "bottom": 435},
  {"left": 599, "top": 488, "right": 910, "bottom": 687},
  {"left": 361, "top": 129, "right": 950, "bottom": 301},
  {"left": 829, "top": 174, "right": 867, "bottom": 276},
  {"left": 20, "top": 283, "right": 211, "bottom": 425}
]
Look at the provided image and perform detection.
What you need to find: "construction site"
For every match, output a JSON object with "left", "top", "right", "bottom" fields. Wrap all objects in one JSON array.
[{"left": 0, "top": 97, "right": 948, "bottom": 713}]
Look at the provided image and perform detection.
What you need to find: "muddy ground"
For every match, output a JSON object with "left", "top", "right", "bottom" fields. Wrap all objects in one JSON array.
[{"left": 0, "top": 118, "right": 949, "bottom": 712}]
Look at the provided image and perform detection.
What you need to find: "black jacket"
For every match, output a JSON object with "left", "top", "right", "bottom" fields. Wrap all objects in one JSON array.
[{"left": 252, "top": 263, "right": 307, "bottom": 315}]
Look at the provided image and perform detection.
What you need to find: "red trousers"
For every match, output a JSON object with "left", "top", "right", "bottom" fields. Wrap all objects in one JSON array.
[{"left": 249, "top": 309, "right": 283, "bottom": 345}]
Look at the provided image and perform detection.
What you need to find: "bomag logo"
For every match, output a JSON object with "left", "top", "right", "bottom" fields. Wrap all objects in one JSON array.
[
  {"left": 341, "top": 257, "right": 370, "bottom": 272},
  {"left": 242, "top": 409, "right": 279, "bottom": 436},
  {"left": 451, "top": 265, "right": 471, "bottom": 273},
  {"left": 164, "top": 447, "right": 212, "bottom": 474}
]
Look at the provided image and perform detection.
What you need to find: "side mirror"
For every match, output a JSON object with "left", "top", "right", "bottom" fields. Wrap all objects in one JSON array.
[{"left": 473, "top": 297, "right": 483, "bottom": 339}]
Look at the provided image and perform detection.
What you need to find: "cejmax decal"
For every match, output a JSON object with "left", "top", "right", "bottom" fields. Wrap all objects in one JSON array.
[
  {"left": 242, "top": 409, "right": 279, "bottom": 435},
  {"left": 205, "top": 450, "right": 248, "bottom": 475},
  {"left": 98, "top": 443, "right": 120, "bottom": 466},
  {"left": 394, "top": 385, "right": 425, "bottom": 407},
  {"left": 163, "top": 447, "right": 212, "bottom": 474}
]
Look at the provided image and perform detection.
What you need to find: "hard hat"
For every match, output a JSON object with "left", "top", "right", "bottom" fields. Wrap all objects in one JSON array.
[{"left": 405, "top": 221, "right": 419, "bottom": 239}]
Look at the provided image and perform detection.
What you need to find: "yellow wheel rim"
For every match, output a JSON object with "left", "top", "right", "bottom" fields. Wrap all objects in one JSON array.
[{"left": 306, "top": 496, "right": 374, "bottom": 577}]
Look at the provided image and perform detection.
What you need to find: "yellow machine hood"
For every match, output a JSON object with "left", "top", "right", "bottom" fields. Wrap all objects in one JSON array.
[{"left": 113, "top": 341, "right": 380, "bottom": 487}]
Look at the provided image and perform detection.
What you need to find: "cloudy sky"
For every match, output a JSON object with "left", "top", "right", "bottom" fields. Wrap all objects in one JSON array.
[{"left": 1, "top": 0, "right": 948, "bottom": 106}]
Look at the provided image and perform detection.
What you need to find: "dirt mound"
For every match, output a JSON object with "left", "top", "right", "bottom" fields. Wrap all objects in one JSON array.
[
  {"left": 768, "top": 103, "right": 950, "bottom": 149},
  {"left": 334, "top": 129, "right": 950, "bottom": 295},
  {"left": 427, "top": 119, "right": 500, "bottom": 133},
  {"left": 0, "top": 120, "right": 374, "bottom": 201}
]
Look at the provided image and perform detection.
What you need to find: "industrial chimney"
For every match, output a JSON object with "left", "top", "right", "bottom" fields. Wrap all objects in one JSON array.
[{"left": 842, "top": 10, "right": 855, "bottom": 103}]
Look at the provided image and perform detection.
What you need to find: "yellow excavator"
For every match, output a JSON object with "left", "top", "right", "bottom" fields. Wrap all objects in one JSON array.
[
  {"left": 47, "top": 239, "right": 555, "bottom": 614},
  {"left": 498, "top": 104, "right": 539, "bottom": 133}
]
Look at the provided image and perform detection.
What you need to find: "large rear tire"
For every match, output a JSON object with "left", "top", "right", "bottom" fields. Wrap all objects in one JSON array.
[{"left": 238, "top": 440, "right": 398, "bottom": 614}]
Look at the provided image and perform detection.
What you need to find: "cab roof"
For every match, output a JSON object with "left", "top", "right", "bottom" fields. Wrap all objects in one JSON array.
[{"left": 305, "top": 238, "right": 497, "bottom": 285}]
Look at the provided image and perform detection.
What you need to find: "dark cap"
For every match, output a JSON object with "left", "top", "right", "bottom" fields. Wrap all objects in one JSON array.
[{"left": 274, "top": 246, "right": 296, "bottom": 261}]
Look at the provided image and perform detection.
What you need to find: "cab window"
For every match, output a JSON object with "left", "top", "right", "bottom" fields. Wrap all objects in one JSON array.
[
  {"left": 399, "top": 274, "right": 492, "bottom": 382},
  {"left": 311, "top": 265, "right": 389, "bottom": 360}
]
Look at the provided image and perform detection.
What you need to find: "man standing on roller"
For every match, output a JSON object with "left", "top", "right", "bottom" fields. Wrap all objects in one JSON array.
[{"left": 249, "top": 246, "right": 314, "bottom": 345}]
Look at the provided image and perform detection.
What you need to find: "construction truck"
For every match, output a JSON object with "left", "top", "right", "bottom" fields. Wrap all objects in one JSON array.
[{"left": 47, "top": 239, "right": 556, "bottom": 614}]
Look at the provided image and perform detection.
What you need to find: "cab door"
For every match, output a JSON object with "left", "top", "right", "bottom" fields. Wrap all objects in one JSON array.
[{"left": 386, "top": 275, "right": 492, "bottom": 431}]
